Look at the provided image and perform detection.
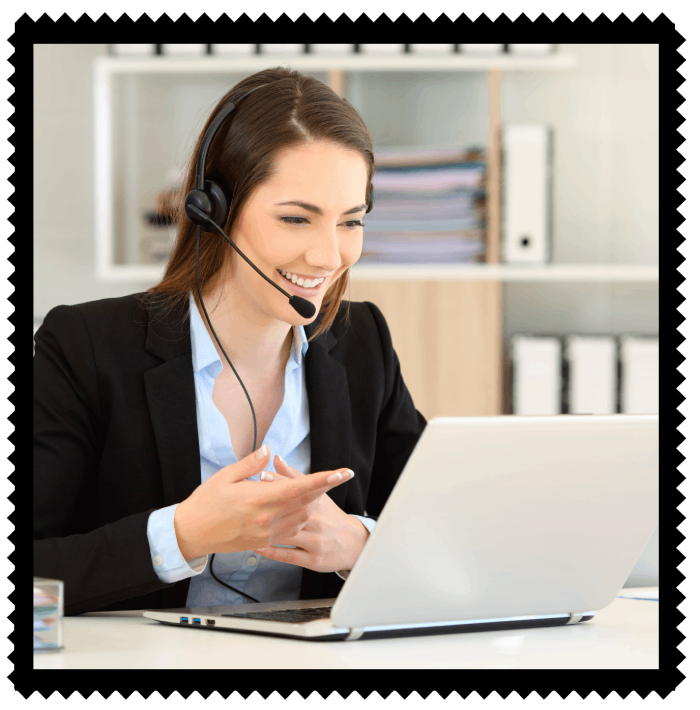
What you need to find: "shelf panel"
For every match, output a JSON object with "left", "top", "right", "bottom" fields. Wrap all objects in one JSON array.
[
  {"left": 98, "top": 263, "right": 659, "bottom": 284},
  {"left": 97, "top": 53, "right": 577, "bottom": 75}
]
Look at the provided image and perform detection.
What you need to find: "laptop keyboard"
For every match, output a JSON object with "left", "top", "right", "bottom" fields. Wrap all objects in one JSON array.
[{"left": 221, "top": 606, "right": 333, "bottom": 624}]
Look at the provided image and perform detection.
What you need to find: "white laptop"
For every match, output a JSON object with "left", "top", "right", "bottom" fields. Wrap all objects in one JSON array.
[{"left": 144, "top": 414, "right": 658, "bottom": 641}]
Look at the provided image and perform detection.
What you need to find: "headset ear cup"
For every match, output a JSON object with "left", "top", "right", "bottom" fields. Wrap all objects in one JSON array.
[{"left": 199, "top": 179, "right": 231, "bottom": 233}]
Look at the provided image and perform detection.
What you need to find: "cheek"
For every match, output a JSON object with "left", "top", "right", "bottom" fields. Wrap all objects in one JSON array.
[{"left": 342, "top": 234, "right": 364, "bottom": 265}]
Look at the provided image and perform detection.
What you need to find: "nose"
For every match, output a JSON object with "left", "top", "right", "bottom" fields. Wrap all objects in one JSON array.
[{"left": 304, "top": 225, "right": 344, "bottom": 273}]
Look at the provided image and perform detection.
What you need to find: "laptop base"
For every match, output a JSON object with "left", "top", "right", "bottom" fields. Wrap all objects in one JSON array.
[{"left": 149, "top": 613, "right": 594, "bottom": 642}]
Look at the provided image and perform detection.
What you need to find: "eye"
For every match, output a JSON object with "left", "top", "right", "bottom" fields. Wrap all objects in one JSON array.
[{"left": 280, "top": 217, "right": 364, "bottom": 228}]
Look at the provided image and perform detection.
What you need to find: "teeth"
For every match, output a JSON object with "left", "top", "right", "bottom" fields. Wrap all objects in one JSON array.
[{"left": 279, "top": 270, "right": 325, "bottom": 289}]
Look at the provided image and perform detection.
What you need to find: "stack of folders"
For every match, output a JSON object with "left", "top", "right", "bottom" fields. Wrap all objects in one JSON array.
[
  {"left": 108, "top": 44, "right": 552, "bottom": 59},
  {"left": 510, "top": 334, "right": 659, "bottom": 416},
  {"left": 360, "top": 146, "right": 486, "bottom": 264}
]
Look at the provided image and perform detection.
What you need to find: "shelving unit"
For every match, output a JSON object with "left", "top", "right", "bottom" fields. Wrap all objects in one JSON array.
[
  {"left": 93, "top": 49, "right": 657, "bottom": 419},
  {"left": 95, "top": 263, "right": 659, "bottom": 284},
  {"left": 93, "top": 51, "right": 578, "bottom": 282}
]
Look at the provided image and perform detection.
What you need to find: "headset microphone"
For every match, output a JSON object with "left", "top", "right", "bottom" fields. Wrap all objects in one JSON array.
[{"left": 182, "top": 82, "right": 375, "bottom": 602}]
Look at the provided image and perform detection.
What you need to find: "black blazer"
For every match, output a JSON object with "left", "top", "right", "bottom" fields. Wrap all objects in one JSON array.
[{"left": 33, "top": 293, "right": 427, "bottom": 615}]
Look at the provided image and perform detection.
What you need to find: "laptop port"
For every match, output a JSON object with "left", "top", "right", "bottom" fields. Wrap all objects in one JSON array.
[
  {"left": 193, "top": 618, "right": 201, "bottom": 625},
  {"left": 180, "top": 617, "right": 188, "bottom": 624},
  {"left": 206, "top": 619, "right": 215, "bottom": 626}
]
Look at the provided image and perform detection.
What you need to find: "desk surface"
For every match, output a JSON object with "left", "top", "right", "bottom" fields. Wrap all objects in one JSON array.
[{"left": 34, "top": 588, "right": 659, "bottom": 670}]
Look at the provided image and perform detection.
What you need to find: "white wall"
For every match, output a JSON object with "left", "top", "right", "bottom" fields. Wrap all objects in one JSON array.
[{"left": 33, "top": 44, "right": 155, "bottom": 319}]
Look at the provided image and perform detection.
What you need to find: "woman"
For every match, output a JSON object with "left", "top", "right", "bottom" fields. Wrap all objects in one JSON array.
[{"left": 33, "top": 67, "right": 427, "bottom": 616}]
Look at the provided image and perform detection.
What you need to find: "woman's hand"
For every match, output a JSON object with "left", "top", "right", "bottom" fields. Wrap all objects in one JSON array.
[{"left": 253, "top": 455, "right": 370, "bottom": 574}]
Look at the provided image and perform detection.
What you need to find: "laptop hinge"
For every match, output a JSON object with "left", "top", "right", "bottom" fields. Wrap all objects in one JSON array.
[
  {"left": 566, "top": 613, "right": 584, "bottom": 625},
  {"left": 344, "top": 627, "right": 364, "bottom": 641}
]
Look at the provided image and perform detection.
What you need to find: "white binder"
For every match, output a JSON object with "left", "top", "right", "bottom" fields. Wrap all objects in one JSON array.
[
  {"left": 565, "top": 336, "right": 617, "bottom": 415},
  {"left": 458, "top": 44, "right": 506, "bottom": 54},
  {"left": 511, "top": 335, "right": 562, "bottom": 415},
  {"left": 620, "top": 336, "right": 659, "bottom": 414},
  {"left": 210, "top": 44, "right": 256, "bottom": 55},
  {"left": 508, "top": 44, "right": 555, "bottom": 55},
  {"left": 501, "top": 123, "right": 552, "bottom": 264},
  {"left": 258, "top": 44, "right": 306, "bottom": 55},
  {"left": 160, "top": 44, "right": 208, "bottom": 55}
]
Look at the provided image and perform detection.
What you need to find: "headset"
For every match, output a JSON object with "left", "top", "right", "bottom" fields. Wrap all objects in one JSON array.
[{"left": 183, "top": 82, "right": 375, "bottom": 601}]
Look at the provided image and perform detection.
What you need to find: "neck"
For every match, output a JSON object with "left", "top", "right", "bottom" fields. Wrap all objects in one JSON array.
[{"left": 196, "top": 285, "right": 295, "bottom": 375}]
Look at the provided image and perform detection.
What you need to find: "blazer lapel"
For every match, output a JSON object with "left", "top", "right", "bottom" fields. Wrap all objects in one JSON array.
[
  {"left": 143, "top": 296, "right": 202, "bottom": 509},
  {"left": 299, "top": 308, "right": 354, "bottom": 601},
  {"left": 305, "top": 340, "right": 352, "bottom": 512}
]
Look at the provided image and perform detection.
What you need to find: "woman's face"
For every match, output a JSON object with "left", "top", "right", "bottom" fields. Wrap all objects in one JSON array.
[{"left": 227, "top": 140, "right": 368, "bottom": 324}]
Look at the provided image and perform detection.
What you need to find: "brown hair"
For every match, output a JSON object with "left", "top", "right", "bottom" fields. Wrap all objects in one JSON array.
[{"left": 145, "top": 66, "right": 375, "bottom": 342}]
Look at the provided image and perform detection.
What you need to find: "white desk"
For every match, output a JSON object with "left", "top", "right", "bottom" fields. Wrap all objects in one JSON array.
[{"left": 34, "top": 588, "right": 658, "bottom": 670}]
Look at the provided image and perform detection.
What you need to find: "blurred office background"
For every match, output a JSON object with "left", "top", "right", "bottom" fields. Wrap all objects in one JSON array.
[{"left": 33, "top": 43, "right": 659, "bottom": 587}]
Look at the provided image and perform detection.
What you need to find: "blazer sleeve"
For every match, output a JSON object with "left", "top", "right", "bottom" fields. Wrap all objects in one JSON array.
[
  {"left": 33, "top": 305, "right": 171, "bottom": 615},
  {"left": 362, "top": 302, "right": 428, "bottom": 520}
]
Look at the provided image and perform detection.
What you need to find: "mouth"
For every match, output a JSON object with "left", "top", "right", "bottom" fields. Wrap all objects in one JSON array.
[{"left": 276, "top": 269, "right": 329, "bottom": 296}]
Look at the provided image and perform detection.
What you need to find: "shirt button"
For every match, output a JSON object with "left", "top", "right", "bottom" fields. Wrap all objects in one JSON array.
[
  {"left": 246, "top": 556, "right": 257, "bottom": 567},
  {"left": 153, "top": 555, "right": 164, "bottom": 566}
]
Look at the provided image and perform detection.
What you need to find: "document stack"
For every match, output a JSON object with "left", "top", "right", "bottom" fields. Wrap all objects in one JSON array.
[
  {"left": 360, "top": 146, "right": 486, "bottom": 264},
  {"left": 510, "top": 333, "right": 659, "bottom": 416}
]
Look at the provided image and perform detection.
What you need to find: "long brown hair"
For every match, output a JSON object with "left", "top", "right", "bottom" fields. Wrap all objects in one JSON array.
[{"left": 145, "top": 66, "right": 375, "bottom": 342}]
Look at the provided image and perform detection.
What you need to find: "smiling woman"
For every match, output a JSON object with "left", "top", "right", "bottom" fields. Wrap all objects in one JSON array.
[
  {"left": 147, "top": 68, "right": 376, "bottom": 344},
  {"left": 34, "top": 67, "right": 427, "bottom": 618},
  {"left": 135, "top": 68, "right": 374, "bottom": 599}
]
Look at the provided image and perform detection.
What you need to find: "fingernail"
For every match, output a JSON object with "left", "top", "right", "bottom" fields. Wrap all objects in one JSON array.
[
  {"left": 327, "top": 469, "right": 354, "bottom": 484},
  {"left": 277, "top": 455, "right": 287, "bottom": 466},
  {"left": 256, "top": 444, "right": 268, "bottom": 460},
  {"left": 260, "top": 472, "right": 269, "bottom": 481}
]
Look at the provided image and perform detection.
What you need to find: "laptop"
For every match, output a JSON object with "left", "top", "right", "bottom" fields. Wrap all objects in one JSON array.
[{"left": 144, "top": 414, "right": 659, "bottom": 641}]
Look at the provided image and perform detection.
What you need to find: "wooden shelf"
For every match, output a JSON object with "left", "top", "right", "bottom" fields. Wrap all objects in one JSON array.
[
  {"left": 96, "top": 53, "right": 577, "bottom": 75},
  {"left": 98, "top": 263, "right": 659, "bottom": 284}
]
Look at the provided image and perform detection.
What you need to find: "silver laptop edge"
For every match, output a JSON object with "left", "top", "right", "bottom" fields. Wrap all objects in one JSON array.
[{"left": 144, "top": 414, "right": 658, "bottom": 640}]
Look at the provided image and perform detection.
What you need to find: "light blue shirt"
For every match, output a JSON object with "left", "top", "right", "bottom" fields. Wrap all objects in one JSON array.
[{"left": 147, "top": 292, "right": 376, "bottom": 607}]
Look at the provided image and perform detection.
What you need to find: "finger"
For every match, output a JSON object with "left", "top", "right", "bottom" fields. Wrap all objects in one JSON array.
[
  {"left": 259, "top": 470, "right": 285, "bottom": 482},
  {"left": 224, "top": 444, "right": 271, "bottom": 483},
  {"left": 267, "top": 468, "right": 354, "bottom": 508},
  {"left": 253, "top": 545, "right": 309, "bottom": 567},
  {"left": 274, "top": 455, "right": 303, "bottom": 479}
]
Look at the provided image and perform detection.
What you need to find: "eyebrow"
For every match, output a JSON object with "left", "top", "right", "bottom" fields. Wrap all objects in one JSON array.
[{"left": 274, "top": 200, "right": 367, "bottom": 216}]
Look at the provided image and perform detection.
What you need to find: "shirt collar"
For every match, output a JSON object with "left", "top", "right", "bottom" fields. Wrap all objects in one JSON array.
[{"left": 189, "top": 291, "right": 308, "bottom": 375}]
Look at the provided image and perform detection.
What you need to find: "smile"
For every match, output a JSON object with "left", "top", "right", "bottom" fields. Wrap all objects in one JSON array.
[{"left": 277, "top": 270, "right": 327, "bottom": 289}]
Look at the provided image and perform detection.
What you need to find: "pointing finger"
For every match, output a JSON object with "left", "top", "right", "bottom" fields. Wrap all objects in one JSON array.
[{"left": 274, "top": 455, "right": 303, "bottom": 478}]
